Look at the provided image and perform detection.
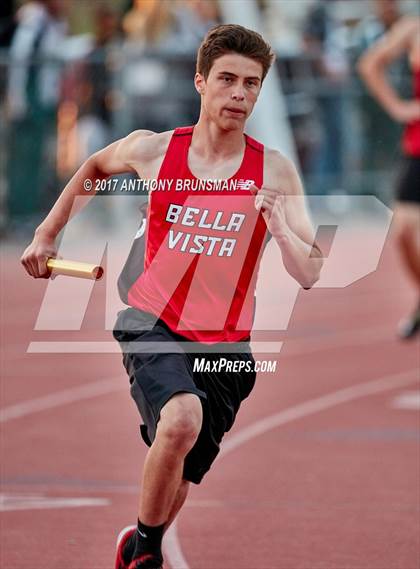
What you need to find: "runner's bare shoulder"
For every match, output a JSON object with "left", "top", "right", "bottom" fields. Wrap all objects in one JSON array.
[
  {"left": 123, "top": 129, "right": 174, "bottom": 174},
  {"left": 264, "top": 147, "right": 301, "bottom": 195}
]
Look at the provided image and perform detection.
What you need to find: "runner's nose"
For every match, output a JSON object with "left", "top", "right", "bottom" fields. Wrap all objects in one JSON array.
[{"left": 231, "top": 90, "right": 245, "bottom": 102}]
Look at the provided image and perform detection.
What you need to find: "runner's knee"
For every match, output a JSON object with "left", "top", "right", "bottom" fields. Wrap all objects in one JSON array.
[{"left": 158, "top": 393, "right": 203, "bottom": 450}]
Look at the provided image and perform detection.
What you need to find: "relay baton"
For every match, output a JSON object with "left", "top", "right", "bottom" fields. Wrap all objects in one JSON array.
[{"left": 46, "top": 258, "right": 104, "bottom": 280}]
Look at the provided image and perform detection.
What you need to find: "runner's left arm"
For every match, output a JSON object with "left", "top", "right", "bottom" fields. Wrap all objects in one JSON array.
[{"left": 254, "top": 150, "right": 323, "bottom": 289}]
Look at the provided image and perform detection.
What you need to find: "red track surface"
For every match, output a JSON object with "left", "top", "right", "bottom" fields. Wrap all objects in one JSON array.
[{"left": 1, "top": 228, "right": 419, "bottom": 569}]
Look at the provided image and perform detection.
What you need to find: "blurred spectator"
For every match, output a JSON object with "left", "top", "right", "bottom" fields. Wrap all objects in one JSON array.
[
  {"left": 63, "top": 5, "right": 121, "bottom": 164},
  {"left": 356, "top": 0, "right": 401, "bottom": 42},
  {"left": 7, "top": 0, "right": 68, "bottom": 219},
  {"left": 263, "top": 0, "right": 310, "bottom": 56},
  {"left": 123, "top": 0, "right": 177, "bottom": 49},
  {"left": 121, "top": 0, "right": 178, "bottom": 133},
  {"left": 175, "top": 0, "right": 220, "bottom": 51},
  {"left": 0, "top": 0, "right": 16, "bottom": 48},
  {"left": 57, "top": 5, "right": 123, "bottom": 227},
  {"left": 122, "top": 0, "right": 218, "bottom": 52},
  {"left": 351, "top": 0, "right": 409, "bottom": 195},
  {"left": 7, "top": 0, "right": 68, "bottom": 123},
  {"left": 0, "top": 0, "right": 15, "bottom": 108},
  {"left": 302, "top": 0, "right": 349, "bottom": 195},
  {"left": 120, "top": 0, "right": 217, "bottom": 133}
]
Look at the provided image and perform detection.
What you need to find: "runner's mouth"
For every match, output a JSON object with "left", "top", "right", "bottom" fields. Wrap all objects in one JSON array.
[{"left": 224, "top": 107, "right": 246, "bottom": 116}]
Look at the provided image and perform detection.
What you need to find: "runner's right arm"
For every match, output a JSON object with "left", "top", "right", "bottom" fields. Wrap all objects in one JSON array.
[{"left": 21, "top": 130, "right": 154, "bottom": 278}]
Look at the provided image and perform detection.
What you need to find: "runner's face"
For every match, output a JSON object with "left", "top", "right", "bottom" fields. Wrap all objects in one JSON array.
[{"left": 196, "top": 53, "right": 263, "bottom": 130}]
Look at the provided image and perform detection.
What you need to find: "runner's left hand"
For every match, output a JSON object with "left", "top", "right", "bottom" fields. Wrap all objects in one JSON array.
[{"left": 249, "top": 184, "right": 289, "bottom": 237}]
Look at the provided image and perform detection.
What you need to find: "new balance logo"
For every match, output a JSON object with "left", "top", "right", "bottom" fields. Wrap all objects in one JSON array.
[{"left": 236, "top": 179, "right": 255, "bottom": 190}]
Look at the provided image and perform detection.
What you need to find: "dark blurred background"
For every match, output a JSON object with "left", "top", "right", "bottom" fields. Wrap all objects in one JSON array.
[{"left": 0, "top": 0, "right": 418, "bottom": 235}]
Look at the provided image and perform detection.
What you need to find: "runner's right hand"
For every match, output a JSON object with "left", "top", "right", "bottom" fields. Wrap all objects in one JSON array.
[{"left": 21, "top": 234, "right": 57, "bottom": 279}]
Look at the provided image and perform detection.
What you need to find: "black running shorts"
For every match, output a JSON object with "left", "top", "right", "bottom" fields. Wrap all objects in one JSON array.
[
  {"left": 396, "top": 157, "right": 420, "bottom": 204},
  {"left": 113, "top": 307, "right": 257, "bottom": 484}
]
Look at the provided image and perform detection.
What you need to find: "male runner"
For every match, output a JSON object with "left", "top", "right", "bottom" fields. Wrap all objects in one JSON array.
[
  {"left": 21, "top": 24, "right": 323, "bottom": 569},
  {"left": 358, "top": 16, "right": 420, "bottom": 338}
]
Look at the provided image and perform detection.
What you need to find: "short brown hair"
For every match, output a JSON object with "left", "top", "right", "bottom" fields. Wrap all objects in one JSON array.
[{"left": 197, "top": 24, "right": 275, "bottom": 82}]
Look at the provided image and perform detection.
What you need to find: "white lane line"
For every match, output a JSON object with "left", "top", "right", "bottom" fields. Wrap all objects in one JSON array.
[
  {"left": 2, "top": 364, "right": 417, "bottom": 567},
  {"left": 0, "top": 378, "right": 125, "bottom": 423},
  {"left": 164, "top": 368, "right": 419, "bottom": 569},
  {"left": 219, "top": 369, "right": 419, "bottom": 456},
  {"left": 391, "top": 390, "right": 420, "bottom": 410},
  {"left": 1, "top": 324, "right": 410, "bottom": 426},
  {"left": 0, "top": 494, "right": 110, "bottom": 512},
  {"left": 163, "top": 516, "right": 191, "bottom": 569}
]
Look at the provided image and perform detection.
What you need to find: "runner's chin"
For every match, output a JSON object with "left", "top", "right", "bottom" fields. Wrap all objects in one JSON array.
[{"left": 221, "top": 111, "right": 246, "bottom": 130}]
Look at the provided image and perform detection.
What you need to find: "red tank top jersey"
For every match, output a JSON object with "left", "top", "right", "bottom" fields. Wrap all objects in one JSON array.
[
  {"left": 402, "top": 68, "right": 420, "bottom": 157},
  {"left": 127, "top": 126, "right": 268, "bottom": 343}
]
